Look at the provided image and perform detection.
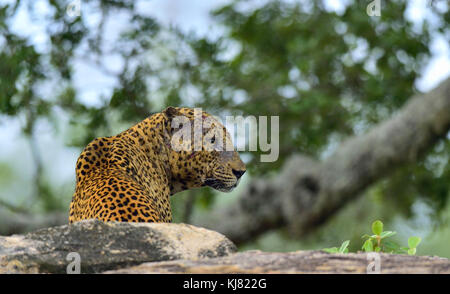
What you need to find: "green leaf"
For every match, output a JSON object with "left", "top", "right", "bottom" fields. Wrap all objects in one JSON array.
[
  {"left": 408, "top": 248, "right": 416, "bottom": 255},
  {"left": 362, "top": 239, "right": 374, "bottom": 252},
  {"left": 375, "top": 247, "right": 381, "bottom": 252},
  {"left": 408, "top": 236, "right": 421, "bottom": 249},
  {"left": 372, "top": 220, "right": 383, "bottom": 235},
  {"left": 322, "top": 247, "right": 339, "bottom": 253},
  {"left": 400, "top": 246, "right": 409, "bottom": 253},
  {"left": 362, "top": 234, "right": 378, "bottom": 240},
  {"left": 339, "top": 240, "right": 350, "bottom": 253},
  {"left": 380, "top": 231, "right": 397, "bottom": 239}
]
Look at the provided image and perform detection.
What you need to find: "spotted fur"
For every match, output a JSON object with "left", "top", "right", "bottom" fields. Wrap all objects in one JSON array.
[{"left": 69, "top": 107, "right": 246, "bottom": 223}]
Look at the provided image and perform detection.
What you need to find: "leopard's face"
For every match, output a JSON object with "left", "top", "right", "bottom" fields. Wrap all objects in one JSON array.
[
  {"left": 165, "top": 107, "right": 246, "bottom": 193},
  {"left": 201, "top": 130, "right": 246, "bottom": 192}
]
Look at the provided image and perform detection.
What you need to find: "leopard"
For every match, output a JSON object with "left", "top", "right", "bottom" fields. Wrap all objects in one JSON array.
[{"left": 69, "top": 106, "right": 246, "bottom": 223}]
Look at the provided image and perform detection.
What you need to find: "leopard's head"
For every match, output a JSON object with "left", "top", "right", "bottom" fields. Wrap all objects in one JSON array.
[{"left": 163, "top": 106, "right": 246, "bottom": 194}]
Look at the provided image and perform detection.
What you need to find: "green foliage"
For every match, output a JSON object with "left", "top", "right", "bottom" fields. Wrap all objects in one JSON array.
[
  {"left": 323, "top": 220, "right": 421, "bottom": 255},
  {"left": 372, "top": 220, "right": 383, "bottom": 236},
  {"left": 323, "top": 240, "right": 350, "bottom": 254},
  {"left": 182, "top": 0, "right": 450, "bottom": 214},
  {"left": 407, "top": 237, "right": 422, "bottom": 255},
  {"left": 361, "top": 220, "right": 422, "bottom": 255},
  {"left": 190, "top": 0, "right": 435, "bottom": 171}
]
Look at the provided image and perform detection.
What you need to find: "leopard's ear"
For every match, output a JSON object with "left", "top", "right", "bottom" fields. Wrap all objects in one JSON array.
[
  {"left": 163, "top": 106, "right": 180, "bottom": 119},
  {"left": 163, "top": 106, "right": 183, "bottom": 136}
]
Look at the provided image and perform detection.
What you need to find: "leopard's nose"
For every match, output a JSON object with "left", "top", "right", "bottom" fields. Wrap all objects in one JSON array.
[{"left": 232, "top": 169, "right": 246, "bottom": 179}]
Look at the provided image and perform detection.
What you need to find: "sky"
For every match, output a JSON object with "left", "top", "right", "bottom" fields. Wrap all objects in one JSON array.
[{"left": 0, "top": 0, "right": 449, "bottom": 203}]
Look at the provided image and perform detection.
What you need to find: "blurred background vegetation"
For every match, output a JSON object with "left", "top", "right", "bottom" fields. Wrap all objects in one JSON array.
[{"left": 0, "top": 0, "right": 449, "bottom": 256}]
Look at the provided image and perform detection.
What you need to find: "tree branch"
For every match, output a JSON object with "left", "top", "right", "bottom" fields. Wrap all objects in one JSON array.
[
  {"left": 0, "top": 208, "right": 67, "bottom": 236},
  {"left": 193, "top": 77, "right": 450, "bottom": 244}
]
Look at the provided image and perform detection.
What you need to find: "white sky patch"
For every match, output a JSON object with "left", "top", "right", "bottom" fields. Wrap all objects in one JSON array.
[
  {"left": 323, "top": 0, "right": 351, "bottom": 15},
  {"left": 233, "top": 89, "right": 248, "bottom": 105},
  {"left": 415, "top": 34, "right": 450, "bottom": 92},
  {"left": 72, "top": 58, "right": 117, "bottom": 108},
  {"left": 136, "top": 0, "right": 230, "bottom": 38},
  {"left": 277, "top": 85, "right": 298, "bottom": 99},
  {"left": 8, "top": 1, "right": 52, "bottom": 53}
]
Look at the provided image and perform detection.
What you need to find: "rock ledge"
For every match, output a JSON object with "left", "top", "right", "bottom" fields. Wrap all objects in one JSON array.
[
  {"left": 0, "top": 219, "right": 236, "bottom": 273},
  {"left": 1, "top": 220, "right": 449, "bottom": 274},
  {"left": 104, "top": 250, "right": 450, "bottom": 274}
]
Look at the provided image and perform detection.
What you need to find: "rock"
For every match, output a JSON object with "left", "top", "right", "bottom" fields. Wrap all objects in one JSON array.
[
  {"left": 0, "top": 219, "right": 236, "bottom": 273},
  {"left": 2, "top": 219, "right": 449, "bottom": 274},
  {"left": 104, "top": 250, "right": 450, "bottom": 274}
]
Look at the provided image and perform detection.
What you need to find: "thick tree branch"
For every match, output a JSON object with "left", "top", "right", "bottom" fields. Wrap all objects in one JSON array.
[
  {"left": 0, "top": 208, "right": 67, "bottom": 236},
  {"left": 193, "top": 77, "right": 450, "bottom": 244}
]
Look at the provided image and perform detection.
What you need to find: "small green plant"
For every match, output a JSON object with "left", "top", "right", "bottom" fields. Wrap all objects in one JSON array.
[
  {"left": 322, "top": 220, "right": 421, "bottom": 255},
  {"left": 323, "top": 240, "right": 350, "bottom": 254},
  {"left": 361, "top": 220, "right": 397, "bottom": 253},
  {"left": 406, "top": 236, "right": 422, "bottom": 255},
  {"left": 361, "top": 220, "right": 421, "bottom": 255}
]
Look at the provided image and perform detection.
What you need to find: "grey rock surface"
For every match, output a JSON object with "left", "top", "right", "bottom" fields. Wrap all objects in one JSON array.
[
  {"left": 104, "top": 250, "right": 450, "bottom": 274},
  {"left": 0, "top": 219, "right": 236, "bottom": 273}
]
